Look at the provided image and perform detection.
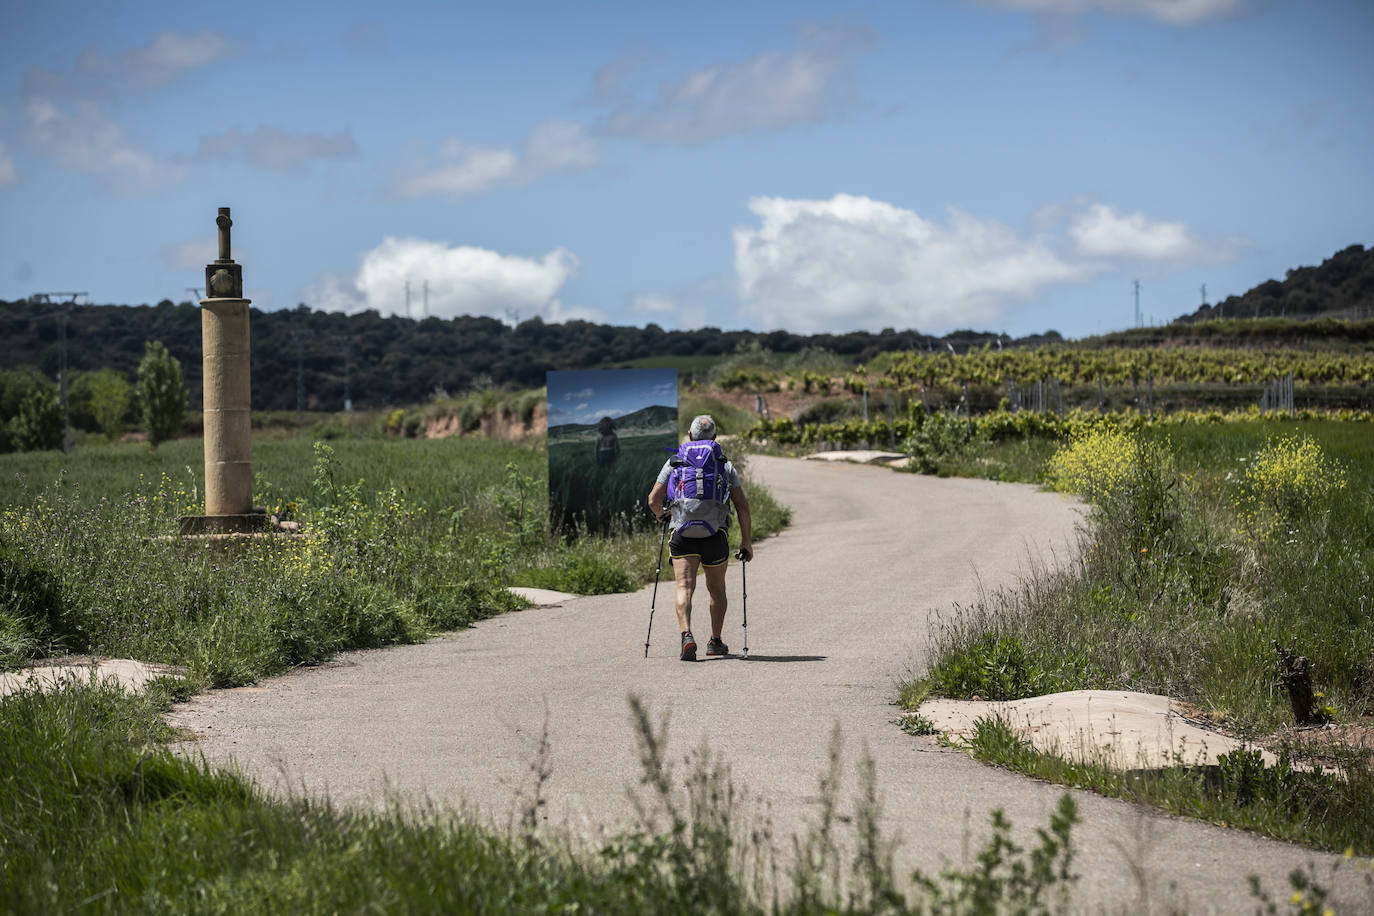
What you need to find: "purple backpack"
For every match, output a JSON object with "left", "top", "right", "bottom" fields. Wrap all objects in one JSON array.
[{"left": 666, "top": 440, "right": 732, "bottom": 534}]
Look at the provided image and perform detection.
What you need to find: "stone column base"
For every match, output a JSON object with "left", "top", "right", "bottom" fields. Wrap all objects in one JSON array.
[{"left": 178, "top": 513, "right": 271, "bottom": 536}]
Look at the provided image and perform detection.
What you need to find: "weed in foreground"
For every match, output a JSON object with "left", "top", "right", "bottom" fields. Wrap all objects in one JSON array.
[
  {"left": 0, "top": 436, "right": 791, "bottom": 684},
  {"left": 904, "top": 421, "right": 1374, "bottom": 853},
  {"left": 4, "top": 679, "right": 1094, "bottom": 914},
  {"left": 956, "top": 712, "right": 1374, "bottom": 856}
]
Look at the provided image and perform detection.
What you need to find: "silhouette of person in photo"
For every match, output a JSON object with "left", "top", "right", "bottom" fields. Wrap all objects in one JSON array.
[{"left": 594, "top": 416, "right": 620, "bottom": 466}]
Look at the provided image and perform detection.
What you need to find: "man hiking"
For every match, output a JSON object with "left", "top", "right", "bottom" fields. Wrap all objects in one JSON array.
[{"left": 647, "top": 414, "right": 753, "bottom": 661}]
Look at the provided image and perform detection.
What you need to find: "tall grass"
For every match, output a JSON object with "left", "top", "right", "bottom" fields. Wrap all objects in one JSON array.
[
  {"left": 0, "top": 435, "right": 790, "bottom": 682},
  {"left": 902, "top": 419, "right": 1374, "bottom": 852},
  {"left": 1, "top": 679, "right": 1091, "bottom": 914}
]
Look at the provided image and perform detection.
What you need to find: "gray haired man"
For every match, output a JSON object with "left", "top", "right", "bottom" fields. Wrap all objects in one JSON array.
[{"left": 647, "top": 414, "right": 753, "bottom": 661}]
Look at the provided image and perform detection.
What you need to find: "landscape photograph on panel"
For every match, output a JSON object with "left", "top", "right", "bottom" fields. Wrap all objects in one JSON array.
[{"left": 546, "top": 369, "right": 677, "bottom": 533}]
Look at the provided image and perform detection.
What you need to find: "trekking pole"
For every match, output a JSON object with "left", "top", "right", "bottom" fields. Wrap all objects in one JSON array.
[
  {"left": 735, "top": 550, "right": 749, "bottom": 658},
  {"left": 644, "top": 515, "right": 670, "bottom": 658}
]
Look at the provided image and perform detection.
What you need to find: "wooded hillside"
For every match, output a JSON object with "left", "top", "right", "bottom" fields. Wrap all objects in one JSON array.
[{"left": 0, "top": 301, "right": 1048, "bottom": 412}]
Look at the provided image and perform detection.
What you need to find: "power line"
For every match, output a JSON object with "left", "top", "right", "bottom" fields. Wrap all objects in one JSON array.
[
  {"left": 289, "top": 330, "right": 305, "bottom": 423},
  {"left": 30, "top": 291, "right": 88, "bottom": 453},
  {"left": 336, "top": 333, "right": 348, "bottom": 411}
]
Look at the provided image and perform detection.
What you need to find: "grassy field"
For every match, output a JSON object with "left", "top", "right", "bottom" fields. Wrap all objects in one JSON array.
[
  {"left": 898, "top": 417, "right": 1374, "bottom": 854},
  {"left": 0, "top": 433, "right": 788, "bottom": 684}
]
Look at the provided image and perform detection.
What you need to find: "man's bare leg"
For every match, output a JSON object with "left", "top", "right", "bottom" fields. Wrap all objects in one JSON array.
[
  {"left": 673, "top": 556, "right": 700, "bottom": 635},
  {"left": 703, "top": 562, "right": 729, "bottom": 639}
]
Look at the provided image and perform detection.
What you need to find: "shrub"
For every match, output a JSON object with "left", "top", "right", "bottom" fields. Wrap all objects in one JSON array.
[
  {"left": 1045, "top": 426, "right": 1136, "bottom": 503},
  {"left": 10, "top": 390, "right": 64, "bottom": 452},
  {"left": 85, "top": 369, "right": 134, "bottom": 441},
  {"left": 925, "top": 631, "right": 1059, "bottom": 701},
  {"left": 0, "top": 537, "right": 65, "bottom": 667},
  {"left": 136, "top": 341, "right": 187, "bottom": 448},
  {"left": 903, "top": 412, "right": 981, "bottom": 475},
  {"left": 1238, "top": 434, "right": 1347, "bottom": 537}
]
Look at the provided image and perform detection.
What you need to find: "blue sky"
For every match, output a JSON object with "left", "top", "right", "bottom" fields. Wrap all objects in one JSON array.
[
  {"left": 1, "top": 0, "right": 1370, "bottom": 338},
  {"left": 546, "top": 369, "right": 677, "bottom": 427}
]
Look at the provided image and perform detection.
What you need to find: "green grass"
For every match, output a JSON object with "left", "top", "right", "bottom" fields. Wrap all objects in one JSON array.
[
  {"left": 9, "top": 679, "right": 1351, "bottom": 913},
  {"left": 0, "top": 432, "right": 790, "bottom": 683},
  {"left": 958, "top": 715, "right": 1374, "bottom": 857},
  {"left": 679, "top": 392, "right": 759, "bottom": 441},
  {"left": 0, "top": 679, "right": 1099, "bottom": 915},
  {"left": 900, "top": 418, "right": 1374, "bottom": 853}
]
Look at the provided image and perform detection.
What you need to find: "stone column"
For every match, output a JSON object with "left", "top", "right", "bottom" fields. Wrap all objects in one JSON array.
[
  {"left": 181, "top": 207, "right": 264, "bottom": 535},
  {"left": 201, "top": 297, "right": 252, "bottom": 516},
  {"left": 202, "top": 206, "right": 253, "bottom": 518}
]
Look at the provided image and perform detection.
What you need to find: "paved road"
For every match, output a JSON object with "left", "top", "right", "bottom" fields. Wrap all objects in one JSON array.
[{"left": 171, "top": 457, "right": 1361, "bottom": 913}]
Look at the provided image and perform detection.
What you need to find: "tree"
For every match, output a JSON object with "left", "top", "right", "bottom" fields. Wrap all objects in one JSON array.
[
  {"left": 87, "top": 368, "right": 134, "bottom": 441},
  {"left": 0, "top": 368, "right": 58, "bottom": 453},
  {"left": 136, "top": 340, "right": 187, "bottom": 448},
  {"left": 11, "top": 389, "right": 63, "bottom": 451}
]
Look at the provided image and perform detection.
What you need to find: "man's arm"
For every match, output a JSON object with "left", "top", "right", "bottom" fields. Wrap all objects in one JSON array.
[
  {"left": 648, "top": 481, "right": 668, "bottom": 522},
  {"left": 730, "top": 487, "right": 753, "bottom": 561}
]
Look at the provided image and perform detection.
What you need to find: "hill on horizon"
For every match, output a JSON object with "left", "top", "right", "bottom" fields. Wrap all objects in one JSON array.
[
  {"left": 2, "top": 243, "right": 1370, "bottom": 413},
  {"left": 1180, "top": 244, "right": 1373, "bottom": 324}
]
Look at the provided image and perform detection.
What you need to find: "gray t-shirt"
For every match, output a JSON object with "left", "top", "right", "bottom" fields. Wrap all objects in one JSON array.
[{"left": 657, "top": 455, "right": 741, "bottom": 537}]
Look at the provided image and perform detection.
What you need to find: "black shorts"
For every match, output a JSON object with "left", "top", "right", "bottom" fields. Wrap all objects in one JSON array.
[{"left": 669, "top": 529, "right": 729, "bottom": 568}]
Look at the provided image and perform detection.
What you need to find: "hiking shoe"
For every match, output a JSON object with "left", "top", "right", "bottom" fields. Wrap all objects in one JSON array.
[
  {"left": 680, "top": 631, "right": 697, "bottom": 662},
  {"left": 706, "top": 636, "right": 729, "bottom": 657}
]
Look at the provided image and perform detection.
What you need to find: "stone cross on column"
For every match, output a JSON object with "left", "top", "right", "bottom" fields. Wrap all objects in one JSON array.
[
  {"left": 206, "top": 207, "right": 243, "bottom": 300},
  {"left": 180, "top": 206, "right": 263, "bottom": 534}
]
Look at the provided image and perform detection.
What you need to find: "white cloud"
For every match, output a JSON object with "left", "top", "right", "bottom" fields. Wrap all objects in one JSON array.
[
  {"left": 1068, "top": 203, "right": 1195, "bottom": 259},
  {"left": 394, "top": 118, "right": 596, "bottom": 198},
  {"left": 0, "top": 141, "right": 16, "bottom": 187},
  {"left": 18, "top": 29, "right": 233, "bottom": 190},
  {"left": 632, "top": 294, "right": 677, "bottom": 314},
  {"left": 307, "top": 237, "right": 578, "bottom": 321},
  {"left": 599, "top": 22, "right": 873, "bottom": 144},
  {"left": 24, "top": 98, "right": 182, "bottom": 192},
  {"left": 733, "top": 194, "right": 1086, "bottom": 332},
  {"left": 196, "top": 126, "right": 358, "bottom": 173},
  {"left": 975, "top": 0, "right": 1247, "bottom": 26},
  {"left": 395, "top": 143, "right": 516, "bottom": 197},
  {"left": 159, "top": 236, "right": 215, "bottom": 272},
  {"left": 524, "top": 118, "right": 598, "bottom": 174},
  {"left": 117, "top": 30, "right": 232, "bottom": 89},
  {"left": 547, "top": 299, "right": 607, "bottom": 324},
  {"left": 21, "top": 30, "right": 232, "bottom": 99},
  {"left": 629, "top": 292, "right": 712, "bottom": 330},
  {"left": 159, "top": 235, "right": 254, "bottom": 272}
]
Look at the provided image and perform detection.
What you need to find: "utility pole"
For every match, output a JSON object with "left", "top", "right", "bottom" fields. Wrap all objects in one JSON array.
[
  {"left": 341, "top": 333, "right": 352, "bottom": 412},
  {"left": 404, "top": 280, "right": 411, "bottom": 319},
  {"left": 186, "top": 287, "right": 203, "bottom": 303},
  {"left": 422, "top": 279, "right": 429, "bottom": 319},
  {"left": 295, "top": 333, "right": 305, "bottom": 423},
  {"left": 31, "top": 291, "right": 88, "bottom": 453},
  {"left": 1200, "top": 283, "right": 1207, "bottom": 306},
  {"left": 1133, "top": 280, "right": 1141, "bottom": 327}
]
